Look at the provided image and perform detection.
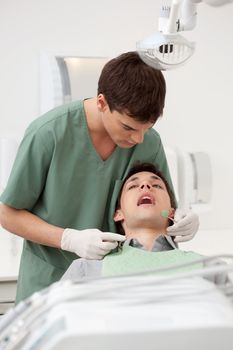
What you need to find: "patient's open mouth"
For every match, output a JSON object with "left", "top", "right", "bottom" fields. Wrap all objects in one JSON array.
[{"left": 137, "top": 194, "right": 155, "bottom": 206}]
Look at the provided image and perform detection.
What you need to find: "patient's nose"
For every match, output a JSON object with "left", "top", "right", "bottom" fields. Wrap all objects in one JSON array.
[{"left": 140, "top": 183, "right": 151, "bottom": 189}]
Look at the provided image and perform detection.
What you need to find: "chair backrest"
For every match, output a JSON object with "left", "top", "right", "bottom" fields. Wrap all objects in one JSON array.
[{"left": 164, "top": 147, "right": 179, "bottom": 202}]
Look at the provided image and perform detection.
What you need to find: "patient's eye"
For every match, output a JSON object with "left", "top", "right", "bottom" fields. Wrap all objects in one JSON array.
[
  {"left": 128, "top": 184, "right": 138, "bottom": 190},
  {"left": 152, "top": 183, "right": 163, "bottom": 189}
]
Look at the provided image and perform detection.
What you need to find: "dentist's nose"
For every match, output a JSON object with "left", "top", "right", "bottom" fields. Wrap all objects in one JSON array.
[{"left": 131, "top": 131, "right": 144, "bottom": 144}]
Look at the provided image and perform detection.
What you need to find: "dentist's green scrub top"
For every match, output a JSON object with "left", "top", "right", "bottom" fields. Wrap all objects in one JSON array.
[{"left": 0, "top": 100, "right": 173, "bottom": 303}]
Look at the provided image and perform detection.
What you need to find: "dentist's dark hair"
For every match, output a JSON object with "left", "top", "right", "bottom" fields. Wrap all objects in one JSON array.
[{"left": 98, "top": 52, "right": 166, "bottom": 123}]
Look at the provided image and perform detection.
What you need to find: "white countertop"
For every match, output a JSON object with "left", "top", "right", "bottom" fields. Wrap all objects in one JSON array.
[{"left": 181, "top": 228, "right": 233, "bottom": 257}]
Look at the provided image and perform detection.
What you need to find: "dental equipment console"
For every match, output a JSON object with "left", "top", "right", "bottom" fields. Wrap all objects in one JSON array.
[
  {"left": 137, "top": 0, "right": 233, "bottom": 70},
  {"left": 0, "top": 254, "right": 233, "bottom": 350}
]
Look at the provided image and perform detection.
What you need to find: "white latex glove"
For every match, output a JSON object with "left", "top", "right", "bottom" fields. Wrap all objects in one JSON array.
[
  {"left": 166, "top": 209, "right": 199, "bottom": 243},
  {"left": 61, "top": 228, "right": 126, "bottom": 260}
]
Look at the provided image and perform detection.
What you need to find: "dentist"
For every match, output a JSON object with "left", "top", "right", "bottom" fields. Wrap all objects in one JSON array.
[{"left": 0, "top": 51, "right": 199, "bottom": 303}]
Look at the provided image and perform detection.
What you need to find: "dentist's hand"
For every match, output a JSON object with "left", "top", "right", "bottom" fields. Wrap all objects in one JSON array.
[
  {"left": 61, "top": 228, "right": 126, "bottom": 260},
  {"left": 166, "top": 209, "right": 199, "bottom": 243}
]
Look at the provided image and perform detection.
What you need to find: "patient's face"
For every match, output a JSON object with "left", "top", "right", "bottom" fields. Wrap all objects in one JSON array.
[{"left": 114, "top": 171, "right": 174, "bottom": 229}]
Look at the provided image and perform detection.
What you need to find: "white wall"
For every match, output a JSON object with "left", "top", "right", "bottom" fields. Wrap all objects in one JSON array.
[
  {"left": 157, "top": 4, "right": 233, "bottom": 230},
  {"left": 0, "top": 0, "right": 233, "bottom": 232}
]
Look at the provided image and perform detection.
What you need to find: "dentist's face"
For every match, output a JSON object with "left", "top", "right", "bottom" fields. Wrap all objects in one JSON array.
[
  {"left": 114, "top": 171, "right": 174, "bottom": 229},
  {"left": 97, "top": 94, "right": 154, "bottom": 148}
]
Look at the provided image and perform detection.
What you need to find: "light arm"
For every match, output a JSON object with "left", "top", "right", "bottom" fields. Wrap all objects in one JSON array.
[{"left": 167, "top": 0, "right": 232, "bottom": 34}]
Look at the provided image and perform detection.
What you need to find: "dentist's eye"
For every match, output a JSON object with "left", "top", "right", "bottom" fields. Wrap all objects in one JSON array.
[{"left": 123, "top": 125, "right": 134, "bottom": 131}]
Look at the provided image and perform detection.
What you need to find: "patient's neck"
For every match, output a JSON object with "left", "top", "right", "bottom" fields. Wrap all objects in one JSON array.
[{"left": 124, "top": 226, "right": 167, "bottom": 251}]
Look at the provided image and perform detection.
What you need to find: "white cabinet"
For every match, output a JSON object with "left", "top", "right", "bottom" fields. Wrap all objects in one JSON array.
[{"left": 0, "top": 226, "right": 23, "bottom": 314}]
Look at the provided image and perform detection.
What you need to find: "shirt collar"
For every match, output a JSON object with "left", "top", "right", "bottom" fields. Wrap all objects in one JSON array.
[{"left": 123, "top": 234, "right": 176, "bottom": 252}]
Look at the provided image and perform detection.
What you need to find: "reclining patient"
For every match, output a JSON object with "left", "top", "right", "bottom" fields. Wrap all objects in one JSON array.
[{"left": 62, "top": 162, "right": 226, "bottom": 283}]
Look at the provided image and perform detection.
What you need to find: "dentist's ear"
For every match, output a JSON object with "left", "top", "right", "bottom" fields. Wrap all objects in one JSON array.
[
  {"left": 113, "top": 209, "right": 124, "bottom": 222},
  {"left": 97, "top": 94, "right": 109, "bottom": 112}
]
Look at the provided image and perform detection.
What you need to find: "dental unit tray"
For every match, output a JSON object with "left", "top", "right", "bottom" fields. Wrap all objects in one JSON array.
[{"left": 0, "top": 254, "right": 233, "bottom": 350}]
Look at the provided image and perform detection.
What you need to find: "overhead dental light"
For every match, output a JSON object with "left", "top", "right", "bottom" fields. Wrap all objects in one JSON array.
[{"left": 137, "top": 0, "right": 233, "bottom": 70}]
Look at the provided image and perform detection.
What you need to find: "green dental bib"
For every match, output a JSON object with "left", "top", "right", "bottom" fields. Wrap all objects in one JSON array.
[{"left": 102, "top": 245, "right": 203, "bottom": 277}]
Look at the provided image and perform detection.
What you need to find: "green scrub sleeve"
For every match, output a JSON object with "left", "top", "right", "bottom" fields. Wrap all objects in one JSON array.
[{"left": 0, "top": 129, "right": 52, "bottom": 210}]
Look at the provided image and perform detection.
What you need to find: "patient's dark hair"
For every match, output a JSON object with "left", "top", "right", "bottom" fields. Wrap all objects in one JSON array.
[
  {"left": 98, "top": 52, "right": 166, "bottom": 123},
  {"left": 115, "top": 162, "right": 177, "bottom": 235}
]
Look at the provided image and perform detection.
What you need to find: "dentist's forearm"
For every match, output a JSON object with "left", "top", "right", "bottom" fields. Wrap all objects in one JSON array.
[{"left": 0, "top": 203, "right": 64, "bottom": 248}]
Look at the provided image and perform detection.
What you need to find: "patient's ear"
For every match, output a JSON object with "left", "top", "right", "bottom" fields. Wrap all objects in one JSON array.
[
  {"left": 169, "top": 208, "right": 175, "bottom": 219},
  {"left": 114, "top": 209, "right": 124, "bottom": 222}
]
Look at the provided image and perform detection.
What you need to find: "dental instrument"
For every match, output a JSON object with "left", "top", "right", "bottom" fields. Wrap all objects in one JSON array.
[{"left": 161, "top": 209, "right": 175, "bottom": 222}]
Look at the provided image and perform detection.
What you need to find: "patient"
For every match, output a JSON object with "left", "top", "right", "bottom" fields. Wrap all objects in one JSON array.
[
  {"left": 62, "top": 163, "right": 227, "bottom": 283},
  {"left": 113, "top": 162, "right": 177, "bottom": 251}
]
